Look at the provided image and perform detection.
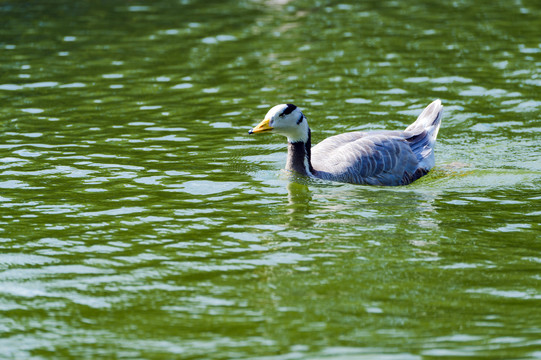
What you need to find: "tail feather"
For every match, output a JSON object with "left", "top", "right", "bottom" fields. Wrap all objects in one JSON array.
[
  {"left": 404, "top": 99, "right": 444, "bottom": 170},
  {"left": 405, "top": 99, "right": 443, "bottom": 138}
]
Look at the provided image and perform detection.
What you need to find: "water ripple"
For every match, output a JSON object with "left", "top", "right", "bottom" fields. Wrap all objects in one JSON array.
[{"left": 77, "top": 206, "right": 147, "bottom": 217}]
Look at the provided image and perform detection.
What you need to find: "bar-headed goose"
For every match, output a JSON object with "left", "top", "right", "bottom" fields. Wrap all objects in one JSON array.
[{"left": 249, "top": 99, "right": 443, "bottom": 186}]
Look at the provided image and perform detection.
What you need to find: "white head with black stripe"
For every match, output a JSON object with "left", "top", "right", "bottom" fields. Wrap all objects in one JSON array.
[{"left": 249, "top": 104, "right": 309, "bottom": 143}]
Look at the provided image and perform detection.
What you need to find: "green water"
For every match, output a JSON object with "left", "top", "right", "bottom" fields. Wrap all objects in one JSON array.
[{"left": 1, "top": 0, "right": 540, "bottom": 359}]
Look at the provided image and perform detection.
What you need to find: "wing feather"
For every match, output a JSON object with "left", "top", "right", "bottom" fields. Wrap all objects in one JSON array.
[{"left": 311, "top": 131, "right": 419, "bottom": 185}]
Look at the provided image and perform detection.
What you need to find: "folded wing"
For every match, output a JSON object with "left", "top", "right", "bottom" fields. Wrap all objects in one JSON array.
[{"left": 311, "top": 131, "right": 421, "bottom": 185}]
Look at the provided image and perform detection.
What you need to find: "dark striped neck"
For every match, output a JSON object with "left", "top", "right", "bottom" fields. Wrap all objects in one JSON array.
[{"left": 286, "top": 129, "right": 314, "bottom": 176}]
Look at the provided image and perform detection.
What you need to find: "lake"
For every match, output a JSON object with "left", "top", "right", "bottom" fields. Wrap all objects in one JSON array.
[{"left": 1, "top": 0, "right": 540, "bottom": 359}]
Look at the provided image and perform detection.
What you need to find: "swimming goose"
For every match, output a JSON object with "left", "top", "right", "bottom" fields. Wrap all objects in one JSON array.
[{"left": 249, "top": 99, "right": 443, "bottom": 186}]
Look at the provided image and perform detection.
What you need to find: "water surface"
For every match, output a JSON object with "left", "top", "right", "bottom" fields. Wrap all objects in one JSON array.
[{"left": 1, "top": 0, "right": 540, "bottom": 359}]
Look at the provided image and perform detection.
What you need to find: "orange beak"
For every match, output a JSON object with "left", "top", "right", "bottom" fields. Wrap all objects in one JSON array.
[{"left": 248, "top": 118, "right": 273, "bottom": 134}]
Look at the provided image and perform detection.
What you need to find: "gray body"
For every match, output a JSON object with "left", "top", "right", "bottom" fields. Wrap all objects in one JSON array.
[{"left": 310, "top": 130, "right": 432, "bottom": 185}]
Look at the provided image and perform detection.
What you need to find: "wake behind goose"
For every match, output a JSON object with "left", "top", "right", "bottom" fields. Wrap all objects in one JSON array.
[{"left": 249, "top": 100, "right": 443, "bottom": 186}]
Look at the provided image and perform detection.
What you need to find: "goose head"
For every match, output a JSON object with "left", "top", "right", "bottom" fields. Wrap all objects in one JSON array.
[{"left": 249, "top": 103, "right": 309, "bottom": 143}]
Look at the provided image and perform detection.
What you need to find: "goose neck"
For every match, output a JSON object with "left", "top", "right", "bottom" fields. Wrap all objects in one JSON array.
[{"left": 286, "top": 128, "right": 314, "bottom": 177}]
